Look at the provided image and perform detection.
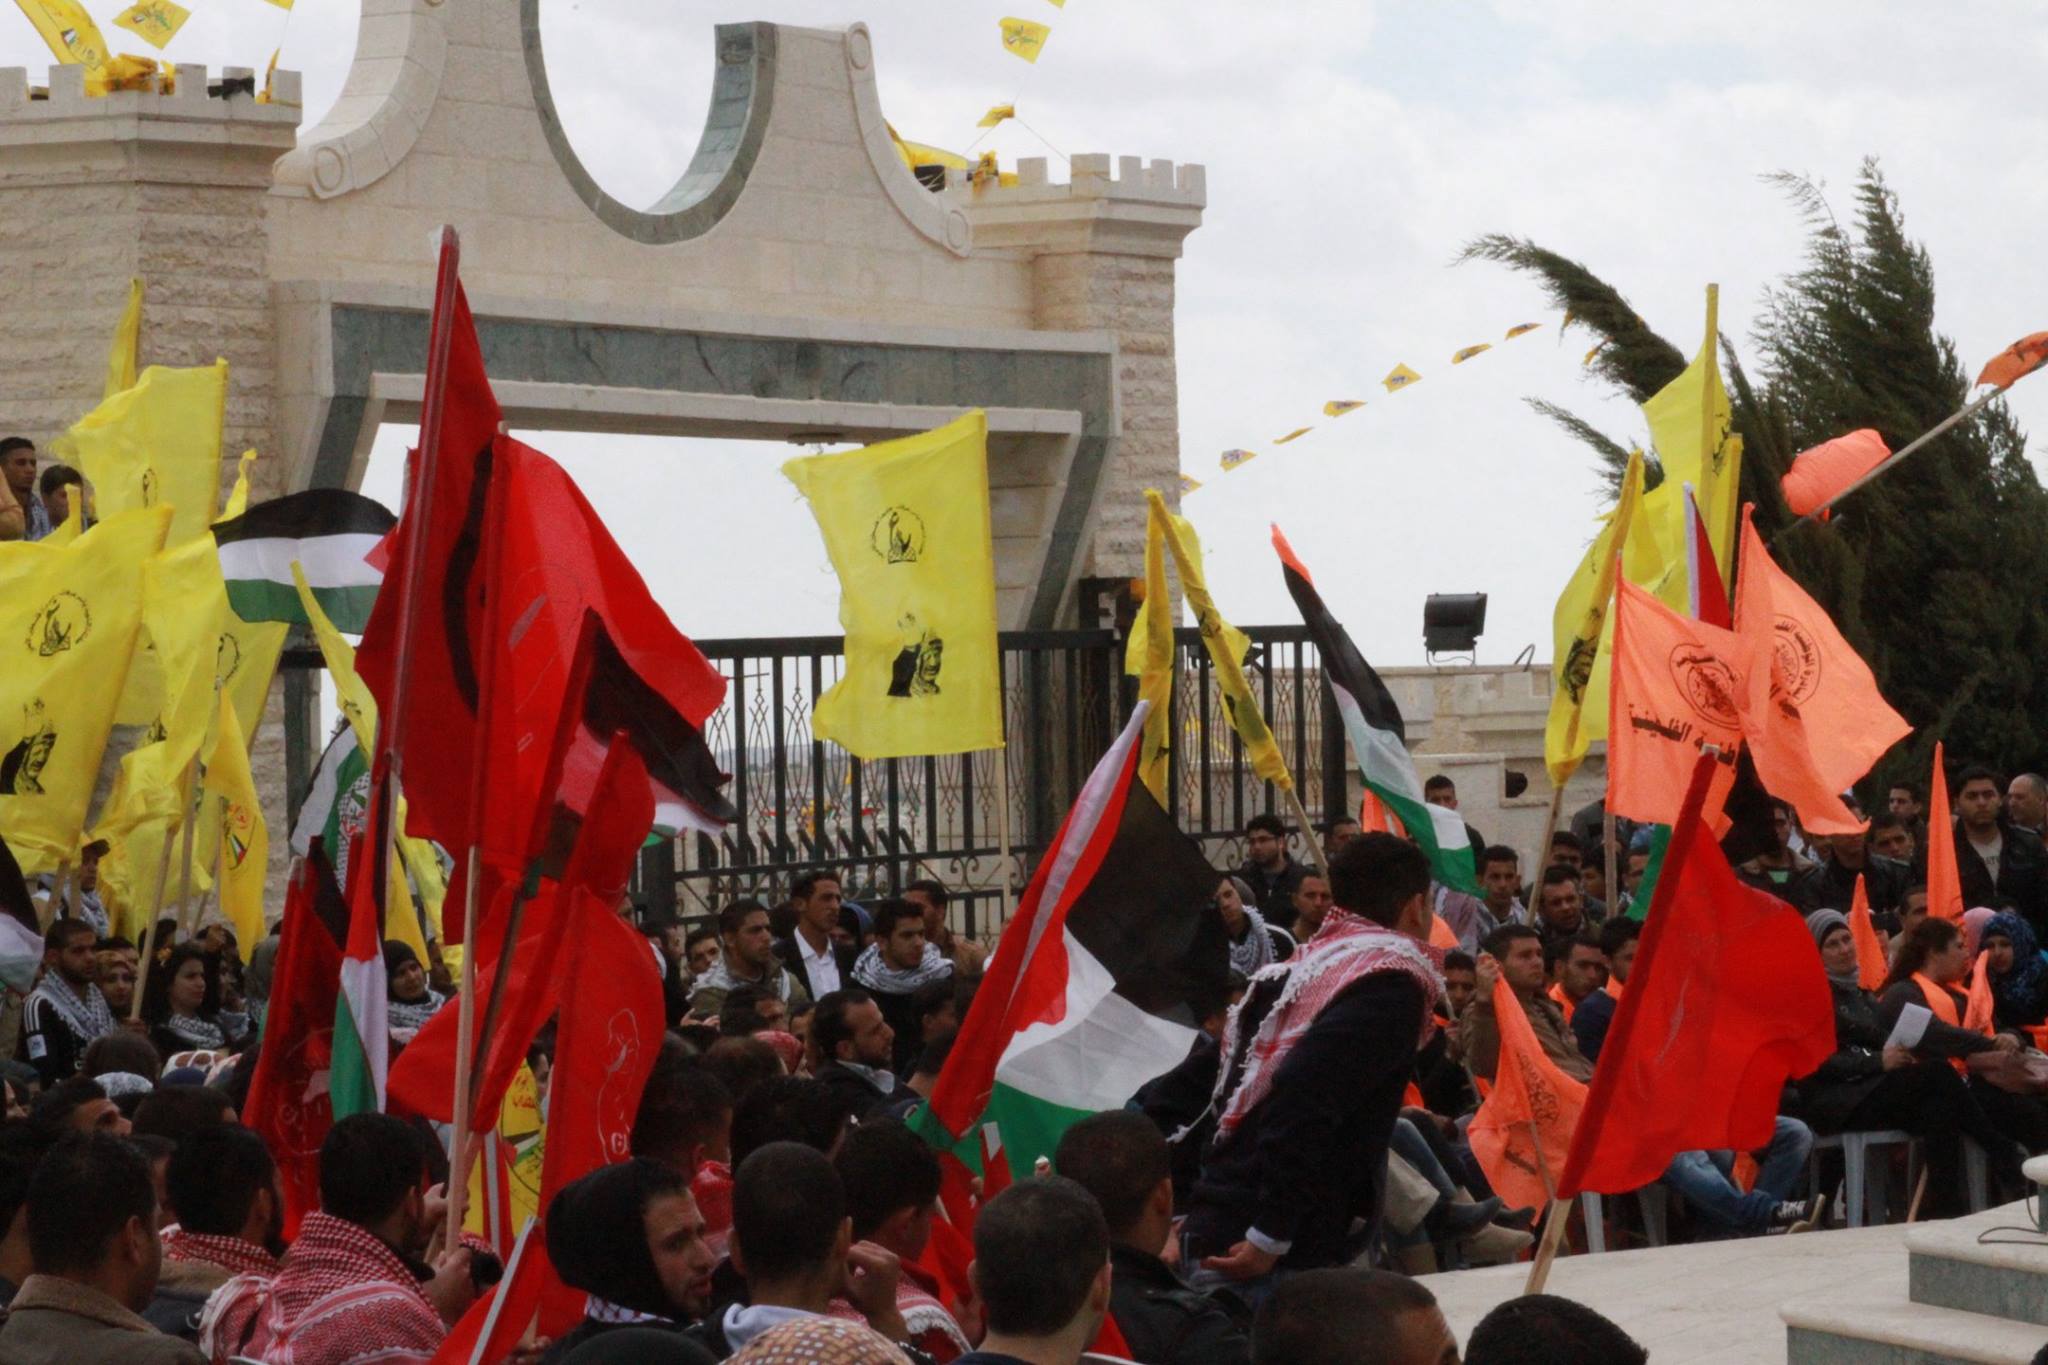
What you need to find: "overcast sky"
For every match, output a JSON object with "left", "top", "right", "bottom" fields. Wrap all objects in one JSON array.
[{"left": 9, "top": 1, "right": 2045, "bottom": 666}]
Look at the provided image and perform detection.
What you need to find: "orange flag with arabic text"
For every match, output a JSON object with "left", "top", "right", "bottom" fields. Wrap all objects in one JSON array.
[
  {"left": 1607, "top": 574, "right": 1742, "bottom": 829},
  {"left": 1467, "top": 978, "right": 1587, "bottom": 1212},
  {"left": 1926, "top": 742, "right": 1964, "bottom": 924},
  {"left": 1849, "top": 875, "right": 1889, "bottom": 992}
]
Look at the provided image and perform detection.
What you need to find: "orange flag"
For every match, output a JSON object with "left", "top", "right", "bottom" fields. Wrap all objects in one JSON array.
[
  {"left": 1964, "top": 950, "right": 1996, "bottom": 1036},
  {"left": 1467, "top": 978, "right": 1587, "bottom": 1212},
  {"left": 1733, "top": 505, "right": 1909, "bottom": 831},
  {"left": 1780, "top": 429, "right": 1890, "bottom": 519},
  {"left": 1926, "top": 742, "right": 1965, "bottom": 924},
  {"left": 1848, "top": 875, "right": 1888, "bottom": 992},
  {"left": 1607, "top": 574, "right": 1743, "bottom": 829},
  {"left": 1978, "top": 332, "right": 2048, "bottom": 390},
  {"left": 1360, "top": 788, "right": 1401, "bottom": 836}
]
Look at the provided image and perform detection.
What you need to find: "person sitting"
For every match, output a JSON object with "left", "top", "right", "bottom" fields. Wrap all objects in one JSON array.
[
  {"left": 0, "top": 1133, "right": 203, "bottom": 1363},
  {"left": 1734, "top": 800, "right": 1825, "bottom": 912},
  {"left": 541, "top": 1159, "right": 720, "bottom": 1361},
  {"left": 1812, "top": 829, "right": 1907, "bottom": 916},
  {"left": 201, "top": 1113, "right": 474, "bottom": 1364},
  {"left": 1982, "top": 911, "right": 2048, "bottom": 1031},
  {"left": 383, "top": 943, "right": 448, "bottom": 1043},
  {"left": 829, "top": 1119, "right": 971, "bottom": 1361},
  {"left": 1463, "top": 1293, "right": 1646, "bottom": 1365},
  {"left": 689, "top": 901, "right": 811, "bottom": 1019},
  {"left": 810, "top": 989, "right": 917, "bottom": 1121},
  {"left": 1250, "top": 1267, "right": 1455, "bottom": 1365},
  {"left": 149, "top": 1125, "right": 283, "bottom": 1340},
  {"left": 1213, "top": 875, "right": 1274, "bottom": 976},
  {"left": 140, "top": 945, "right": 247, "bottom": 1060},
  {"left": 1570, "top": 918, "right": 1638, "bottom": 1065},
  {"left": 687, "top": 1141, "right": 924, "bottom": 1359},
  {"left": 1532, "top": 865, "right": 1601, "bottom": 950},
  {"left": 1464, "top": 926, "right": 1591, "bottom": 1083},
  {"left": 18, "top": 918, "right": 118, "bottom": 1089},
  {"left": 1543, "top": 931, "right": 1606, "bottom": 1024},
  {"left": 851, "top": 900, "right": 954, "bottom": 1075},
  {"left": 1794, "top": 910, "right": 2023, "bottom": 1216},
  {"left": 954, "top": 1179, "right": 1112, "bottom": 1365},
  {"left": 1053, "top": 1111, "right": 1250, "bottom": 1365},
  {"left": 28, "top": 1077, "right": 130, "bottom": 1141}
]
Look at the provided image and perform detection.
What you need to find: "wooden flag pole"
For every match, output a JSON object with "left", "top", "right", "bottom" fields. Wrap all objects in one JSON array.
[
  {"left": 1540, "top": 782, "right": 1568, "bottom": 866},
  {"left": 1282, "top": 785, "right": 1329, "bottom": 876},
  {"left": 1780, "top": 383, "right": 2011, "bottom": 537},
  {"left": 446, "top": 847, "right": 484, "bottom": 1241},
  {"left": 1524, "top": 1194, "right": 1573, "bottom": 1294}
]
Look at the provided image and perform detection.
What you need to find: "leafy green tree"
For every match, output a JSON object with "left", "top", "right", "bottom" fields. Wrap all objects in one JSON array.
[{"left": 1466, "top": 159, "right": 2048, "bottom": 790}]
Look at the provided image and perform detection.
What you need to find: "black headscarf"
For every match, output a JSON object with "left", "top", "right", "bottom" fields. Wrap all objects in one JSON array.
[{"left": 545, "top": 1158, "right": 686, "bottom": 1319}]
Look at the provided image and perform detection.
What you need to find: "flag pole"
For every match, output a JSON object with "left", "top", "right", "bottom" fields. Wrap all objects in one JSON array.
[
  {"left": 992, "top": 742, "right": 1016, "bottom": 923},
  {"left": 1282, "top": 785, "right": 1329, "bottom": 875},
  {"left": 133, "top": 760, "right": 196, "bottom": 1022},
  {"left": 1524, "top": 1195, "right": 1573, "bottom": 1294},
  {"left": 1780, "top": 384, "right": 2009, "bottom": 536}
]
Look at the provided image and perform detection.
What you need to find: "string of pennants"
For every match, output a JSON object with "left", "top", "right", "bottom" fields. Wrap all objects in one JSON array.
[{"left": 1184, "top": 318, "right": 1585, "bottom": 494}]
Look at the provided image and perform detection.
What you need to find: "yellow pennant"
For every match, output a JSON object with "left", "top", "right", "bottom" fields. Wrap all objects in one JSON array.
[
  {"left": 1272, "top": 427, "right": 1312, "bottom": 445},
  {"left": 1322, "top": 400, "right": 1365, "bottom": 417},
  {"left": 1505, "top": 322, "right": 1543, "bottom": 339},
  {"left": 261, "top": 0, "right": 290, "bottom": 8},
  {"left": 999, "top": 16, "right": 1050, "bottom": 62},
  {"left": 1219, "top": 448, "right": 1257, "bottom": 471},
  {"left": 1383, "top": 363, "right": 1422, "bottom": 392},
  {"left": 1178, "top": 473, "right": 1203, "bottom": 495},
  {"left": 14, "top": 0, "right": 110, "bottom": 73},
  {"left": 1452, "top": 343, "right": 1492, "bottom": 364},
  {"left": 112, "top": 0, "right": 189, "bottom": 50},
  {"left": 977, "top": 103, "right": 1015, "bottom": 129},
  {"left": 1583, "top": 340, "right": 1608, "bottom": 366},
  {"left": 256, "top": 47, "right": 280, "bottom": 104}
]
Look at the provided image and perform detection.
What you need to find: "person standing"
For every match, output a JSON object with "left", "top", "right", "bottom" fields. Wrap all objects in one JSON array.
[
  {"left": 776, "top": 872, "right": 858, "bottom": 1001},
  {"left": 0, "top": 439, "right": 47, "bottom": 542},
  {"left": 850, "top": 900, "right": 953, "bottom": 1074},
  {"left": 690, "top": 902, "right": 811, "bottom": 1019},
  {"left": 1949, "top": 766, "right": 2048, "bottom": 932},
  {"left": 954, "top": 1181, "right": 1113, "bottom": 1365},
  {"left": 19, "top": 920, "right": 118, "bottom": 1089}
]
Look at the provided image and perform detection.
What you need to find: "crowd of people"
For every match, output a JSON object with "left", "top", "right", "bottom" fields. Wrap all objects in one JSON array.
[{"left": 8, "top": 754, "right": 2048, "bottom": 1362}]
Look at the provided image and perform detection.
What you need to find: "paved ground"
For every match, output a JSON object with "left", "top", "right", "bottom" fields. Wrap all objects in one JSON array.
[{"left": 1422, "top": 1219, "right": 1908, "bottom": 1363}]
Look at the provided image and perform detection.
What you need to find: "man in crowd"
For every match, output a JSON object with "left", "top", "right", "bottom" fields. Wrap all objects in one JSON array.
[
  {"left": 689, "top": 900, "right": 810, "bottom": 1018},
  {"left": 717, "top": 984, "right": 787, "bottom": 1038},
  {"left": 2009, "top": 773, "right": 2048, "bottom": 844},
  {"left": 1465, "top": 925, "right": 1590, "bottom": 1084},
  {"left": 1950, "top": 765, "right": 2048, "bottom": 929},
  {"left": 1182, "top": 833, "right": 1440, "bottom": 1286},
  {"left": 776, "top": 870, "right": 857, "bottom": 1001},
  {"left": 36, "top": 464, "right": 80, "bottom": 532},
  {"left": 204, "top": 1113, "right": 473, "bottom": 1363},
  {"left": 684, "top": 927, "right": 721, "bottom": 980},
  {"left": 31, "top": 840, "right": 108, "bottom": 937},
  {"left": 0, "top": 1127, "right": 42, "bottom": 1309},
  {"left": 809, "top": 988, "right": 916, "bottom": 1120},
  {"left": 1870, "top": 811, "right": 1916, "bottom": 866},
  {"left": 905, "top": 878, "right": 987, "bottom": 977},
  {"left": 1054, "top": 1111, "right": 1250, "bottom": 1365},
  {"left": 29, "top": 1078, "right": 129, "bottom": 1141},
  {"left": 1571, "top": 917, "right": 1638, "bottom": 1065},
  {"left": 1251, "top": 1269, "right": 1456, "bottom": 1365},
  {"left": 1811, "top": 826, "right": 1906, "bottom": 914},
  {"left": 956, "top": 1179, "right": 1113, "bottom": 1365},
  {"left": 1, "top": 438, "right": 48, "bottom": 542},
  {"left": 1288, "top": 871, "right": 1333, "bottom": 944},
  {"left": 691, "top": 1141, "right": 917, "bottom": 1357},
  {"left": 1532, "top": 865, "right": 1599, "bottom": 950},
  {"left": 1235, "top": 814, "right": 1308, "bottom": 920},
  {"left": 1547, "top": 831, "right": 1584, "bottom": 875},
  {"left": 1890, "top": 781, "right": 1925, "bottom": 829},
  {"left": 1544, "top": 933, "right": 1606, "bottom": 1024},
  {"left": 544, "top": 1157, "right": 720, "bottom": 1357},
  {"left": 19, "top": 919, "right": 118, "bottom": 1088},
  {"left": 1477, "top": 845, "right": 1527, "bottom": 931},
  {"left": 852, "top": 900, "right": 954, "bottom": 1074},
  {"left": 1734, "top": 800, "right": 1823, "bottom": 911},
  {"left": 831, "top": 1119, "right": 971, "bottom": 1360},
  {"left": 1424, "top": 773, "right": 1489, "bottom": 863},
  {"left": 0, "top": 1133, "right": 202, "bottom": 1362},
  {"left": 1617, "top": 842, "right": 1651, "bottom": 914},
  {"left": 1325, "top": 818, "right": 1363, "bottom": 855},
  {"left": 148, "top": 1126, "right": 282, "bottom": 1340},
  {"left": 1465, "top": 1294, "right": 1646, "bottom": 1365}
]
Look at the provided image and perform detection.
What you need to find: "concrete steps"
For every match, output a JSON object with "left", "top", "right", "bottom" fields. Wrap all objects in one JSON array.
[{"left": 1782, "top": 1201, "right": 2048, "bottom": 1364}]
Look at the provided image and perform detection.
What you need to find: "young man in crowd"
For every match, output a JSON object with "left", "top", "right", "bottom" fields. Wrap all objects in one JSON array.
[
  {"left": 203, "top": 1113, "right": 474, "bottom": 1363},
  {"left": 906, "top": 878, "right": 988, "bottom": 977},
  {"left": 1571, "top": 917, "right": 1639, "bottom": 1065},
  {"left": 543, "top": 1157, "right": 720, "bottom": 1357},
  {"left": 0, "top": 438, "right": 48, "bottom": 542},
  {"left": 1251, "top": 1268, "right": 1456, "bottom": 1365},
  {"left": 1532, "top": 865, "right": 1600, "bottom": 950},
  {"left": 689, "top": 900, "right": 810, "bottom": 1018},
  {"left": 809, "top": 989, "right": 916, "bottom": 1120},
  {"left": 1890, "top": 781, "right": 1925, "bottom": 829},
  {"left": 1325, "top": 817, "right": 1363, "bottom": 855},
  {"left": 1950, "top": 764, "right": 2048, "bottom": 928},
  {"left": 148, "top": 1125, "right": 283, "bottom": 1340},
  {"left": 776, "top": 870, "right": 858, "bottom": 1001},
  {"left": 1477, "top": 845, "right": 1527, "bottom": 932},
  {"left": 19, "top": 918, "right": 118, "bottom": 1089},
  {"left": 1464, "top": 1293, "right": 1646, "bottom": 1365},
  {"left": 1288, "top": 872, "right": 1333, "bottom": 944},
  {"left": 1543, "top": 932, "right": 1607, "bottom": 1025},
  {"left": 852, "top": 900, "right": 954, "bottom": 1074},
  {"left": 1465, "top": 925, "right": 1591, "bottom": 1084},
  {"left": 31, "top": 840, "right": 108, "bottom": 936},
  {"left": 1869, "top": 811, "right": 1916, "bottom": 867},
  {"left": 956, "top": 1179, "right": 1113, "bottom": 1365},
  {"left": 1054, "top": 1110, "right": 1250, "bottom": 1365},
  {"left": 1234, "top": 813, "right": 1308, "bottom": 920},
  {"left": 1734, "top": 800, "right": 1824, "bottom": 912},
  {"left": 830, "top": 1119, "right": 971, "bottom": 1361},
  {"left": 1811, "top": 825, "right": 1906, "bottom": 914},
  {"left": 0, "top": 1133, "right": 202, "bottom": 1362}
]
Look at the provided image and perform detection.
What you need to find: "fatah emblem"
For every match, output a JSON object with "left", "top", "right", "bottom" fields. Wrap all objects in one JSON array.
[
  {"left": 1560, "top": 633, "right": 1599, "bottom": 705},
  {"left": 888, "top": 614, "right": 944, "bottom": 699},
  {"left": 0, "top": 701, "right": 56, "bottom": 796},
  {"left": 27, "top": 591, "right": 90, "bottom": 657},
  {"left": 870, "top": 506, "right": 927, "bottom": 565},
  {"left": 1667, "top": 644, "right": 1739, "bottom": 729},
  {"left": 216, "top": 632, "right": 243, "bottom": 685},
  {"left": 140, "top": 468, "right": 160, "bottom": 507}
]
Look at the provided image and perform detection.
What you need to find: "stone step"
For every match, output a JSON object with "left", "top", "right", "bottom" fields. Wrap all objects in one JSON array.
[
  {"left": 1781, "top": 1289, "right": 2048, "bottom": 1365},
  {"left": 1907, "top": 1207, "right": 2048, "bottom": 1326}
]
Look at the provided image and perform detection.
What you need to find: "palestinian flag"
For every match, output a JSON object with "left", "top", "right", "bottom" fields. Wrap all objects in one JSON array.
[
  {"left": 332, "top": 765, "right": 393, "bottom": 1118},
  {"left": 214, "top": 489, "right": 395, "bottom": 633},
  {"left": 1273, "top": 527, "right": 1479, "bottom": 893},
  {"left": 911, "top": 701, "right": 1229, "bottom": 1172},
  {"left": 291, "top": 722, "right": 371, "bottom": 891}
]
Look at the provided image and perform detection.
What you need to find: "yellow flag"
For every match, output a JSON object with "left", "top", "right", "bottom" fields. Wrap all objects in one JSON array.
[
  {"left": 291, "top": 562, "right": 375, "bottom": 751},
  {"left": 465, "top": 1065, "right": 544, "bottom": 1245},
  {"left": 783, "top": 412, "right": 1003, "bottom": 760},
  {"left": 14, "top": 0, "right": 110, "bottom": 73},
  {"left": 58, "top": 359, "right": 227, "bottom": 549},
  {"left": 217, "top": 617, "right": 287, "bottom": 752},
  {"left": 1323, "top": 400, "right": 1365, "bottom": 417},
  {"left": 1178, "top": 474, "right": 1203, "bottom": 495},
  {"left": 105, "top": 278, "right": 142, "bottom": 400},
  {"left": 1452, "top": 343, "right": 1492, "bottom": 364},
  {"left": 978, "top": 103, "right": 1015, "bottom": 128},
  {"left": 216, "top": 450, "right": 258, "bottom": 522},
  {"left": 1641, "top": 284, "right": 1741, "bottom": 582},
  {"left": 1542, "top": 451, "right": 1645, "bottom": 785},
  {"left": 999, "top": 17, "right": 1050, "bottom": 61},
  {"left": 1219, "top": 448, "right": 1256, "bottom": 471},
  {"left": 1505, "top": 323, "right": 1543, "bottom": 339},
  {"left": 197, "top": 692, "right": 266, "bottom": 947},
  {"left": 1126, "top": 499, "right": 1175, "bottom": 803},
  {"left": 1383, "top": 363, "right": 1421, "bottom": 392},
  {"left": 1273, "top": 427, "right": 1312, "bottom": 445},
  {"left": 1149, "top": 489, "right": 1291, "bottom": 790},
  {"left": 261, "top": 0, "right": 289, "bottom": 8},
  {"left": 256, "top": 47, "right": 279, "bottom": 103},
  {"left": 0, "top": 507, "right": 172, "bottom": 869},
  {"left": 112, "top": 0, "right": 187, "bottom": 49}
]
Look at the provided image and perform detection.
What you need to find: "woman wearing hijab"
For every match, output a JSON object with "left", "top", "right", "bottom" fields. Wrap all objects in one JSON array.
[
  {"left": 1981, "top": 911, "right": 2048, "bottom": 1031},
  {"left": 1962, "top": 906, "right": 1999, "bottom": 959},
  {"left": 384, "top": 943, "right": 448, "bottom": 1042},
  {"left": 1796, "top": 910, "right": 2022, "bottom": 1214}
]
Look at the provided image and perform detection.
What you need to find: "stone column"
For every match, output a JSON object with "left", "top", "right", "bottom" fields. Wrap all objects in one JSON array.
[{"left": 953, "top": 155, "right": 1205, "bottom": 591}]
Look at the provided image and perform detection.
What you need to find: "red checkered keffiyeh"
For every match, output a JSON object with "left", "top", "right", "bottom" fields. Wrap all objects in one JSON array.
[
  {"left": 161, "top": 1224, "right": 281, "bottom": 1278},
  {"left": 199, "top": 1211, "right": 446, "bottom": 1365},
  {"left": 1211, "top": 908, "right": 1443, "bottom": 1139}
]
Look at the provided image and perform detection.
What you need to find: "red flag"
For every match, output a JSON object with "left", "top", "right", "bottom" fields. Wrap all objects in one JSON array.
[
  {"left": 430, "top": 1216, "right": 549, "bottom": 1365},
  {"left": 1780, "top": 429, "right": 1890, "bottom": 519},
  {"left": 1926, "top": 742, "right": 1965, "bottom": 924},
  {"left": 1978, "top": 331, "right": 2048, "bottom": 390},
  {"left": 243, "top": 847, "right": 350, "bottom": 1237},
  {"left": 1557, "top": 753, "right": 1835, "bottom": 1197},
  {"left": 1467, "top": 978, "right": 1588, "bottom": 1211},
  {"left": 1848, "top": 875, "right": 1888, "bottom": 992},
  {"left": 1684, "top": 485, "right": 1731, "bottom": 627}
]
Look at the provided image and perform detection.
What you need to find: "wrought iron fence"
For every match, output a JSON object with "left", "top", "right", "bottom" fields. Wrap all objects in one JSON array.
[{"left": 639, "top": 625, "right": 1350, "bottom": 937}]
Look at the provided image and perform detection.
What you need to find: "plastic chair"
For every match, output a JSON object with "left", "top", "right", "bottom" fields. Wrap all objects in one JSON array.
[
  {"left": 1578, "top": 1185, "right": 1668, "bottom": 1253},
  {"left": 1809, "top": 1129, "right": 1915, "bottom": 1227}
]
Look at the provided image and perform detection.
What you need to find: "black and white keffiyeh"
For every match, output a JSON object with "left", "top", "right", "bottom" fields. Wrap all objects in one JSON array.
[{"left": 851, "top": 942, "right": 953, "bottom": 995}]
